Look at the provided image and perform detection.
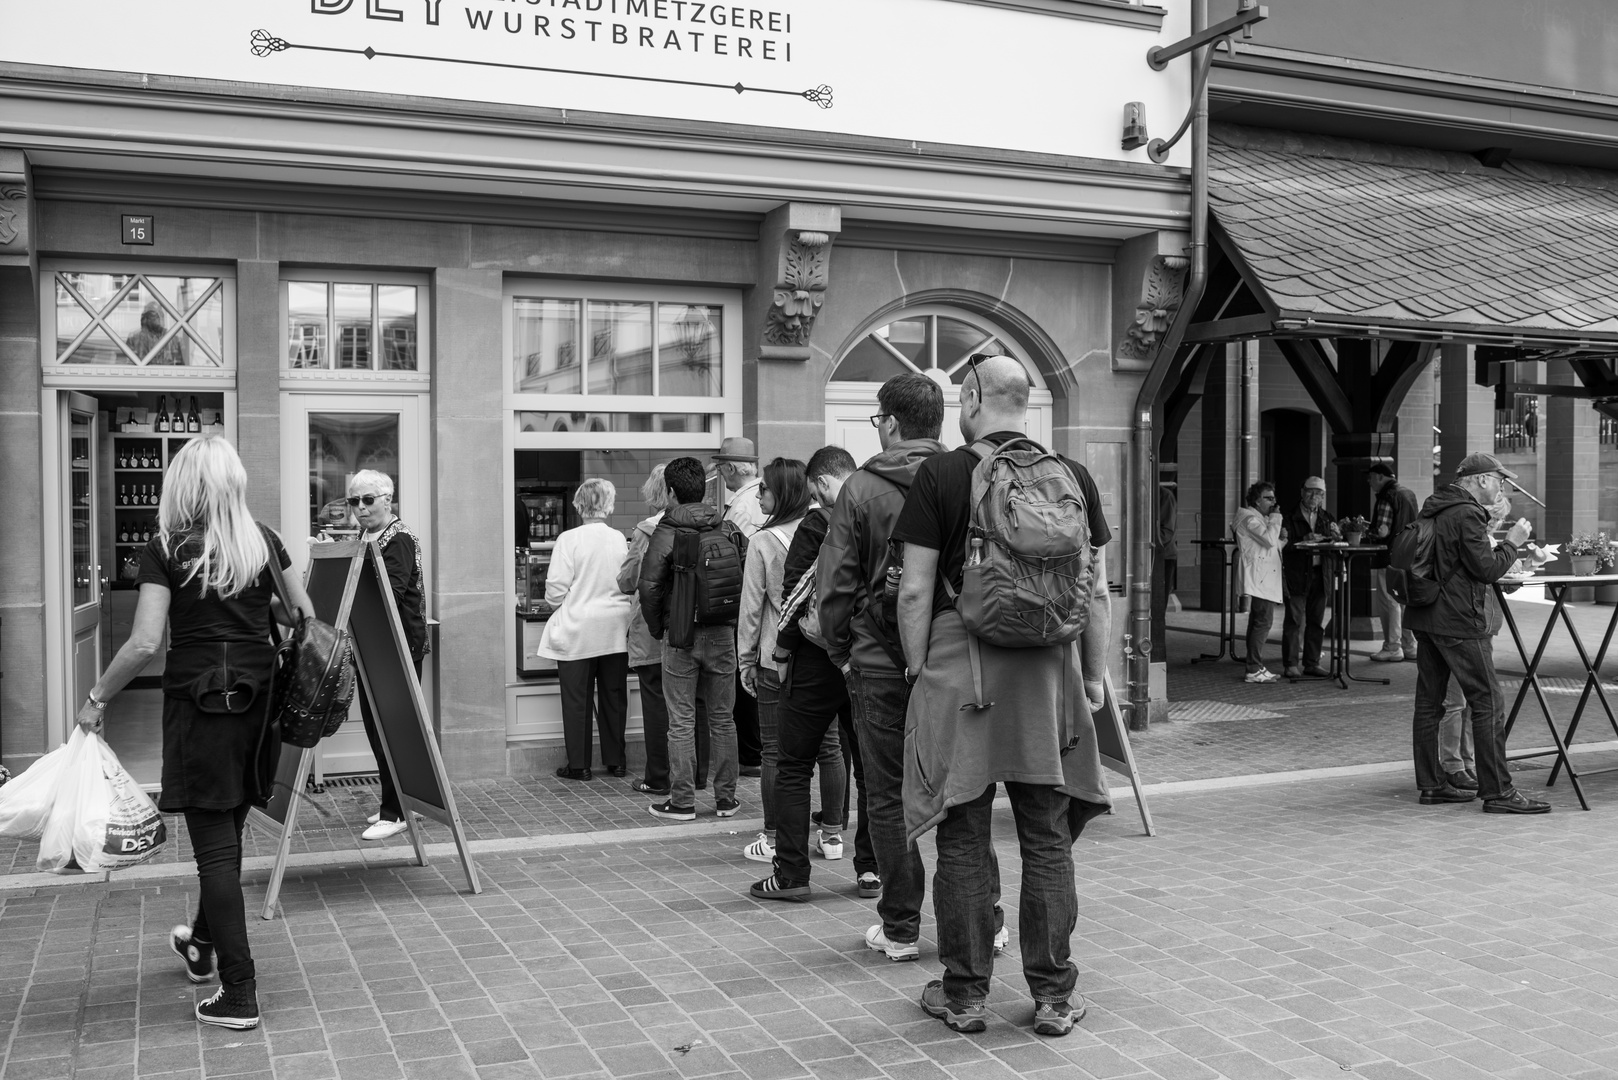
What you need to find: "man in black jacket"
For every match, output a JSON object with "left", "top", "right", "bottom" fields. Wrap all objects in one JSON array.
[
  {"left": 1405, "top": 452, "right": 1546, "bottom": 814},
  {"left": 637, "top": 457, "right": 740, "bottom": 823},
  {"left": 1367, "top": 463, "right": 1422, "bottom": 662},
  {"left": 1280, "top": 477, "right": 1337, "bottom": 678}
]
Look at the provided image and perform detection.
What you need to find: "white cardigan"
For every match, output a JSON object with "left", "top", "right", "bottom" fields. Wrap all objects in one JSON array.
[
  {"left": 536, "top": 521, "right": 631, "bottom": 661},
  {"left": 1234, "top": 506, "right": 1286, "bottom": 604}
]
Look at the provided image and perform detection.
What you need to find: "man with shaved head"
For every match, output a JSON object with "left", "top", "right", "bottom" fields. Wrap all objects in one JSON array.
[{"left": 892, "top": 353, "right": 1113, "bottom": 1038}]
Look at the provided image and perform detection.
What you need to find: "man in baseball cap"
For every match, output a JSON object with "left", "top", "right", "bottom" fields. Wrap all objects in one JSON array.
[{"left": 1453, "top": 451, "right": 1518, "bottom": 481}]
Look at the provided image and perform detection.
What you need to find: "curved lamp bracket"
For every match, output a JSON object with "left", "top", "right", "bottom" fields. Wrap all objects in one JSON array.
[{"left": 1144, "top": 2, "right": 1269, "bottom": 164}]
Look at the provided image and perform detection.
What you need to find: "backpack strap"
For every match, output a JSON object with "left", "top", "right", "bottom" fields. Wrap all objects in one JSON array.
[
  {"left": 257, "top": 524, "right": 301, "bottom": 645},
  {"left": 861, "top": 605, "right": 909, "bottom": 673}
]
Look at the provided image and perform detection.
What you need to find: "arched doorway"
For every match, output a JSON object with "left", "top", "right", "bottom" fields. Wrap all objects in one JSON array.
[{"left": 824, "top": 306, "right": 1052, "bottom": 462}]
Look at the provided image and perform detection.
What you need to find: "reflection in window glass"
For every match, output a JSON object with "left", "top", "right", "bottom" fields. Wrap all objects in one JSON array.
[
  {"left": 53, "top": 271, "right": 229, "bottom": 367},
  {"left": 287, "top": 282, "right": 328, "bottom": 368},
  {"left": 184, "top": 286, "right": 225, "bottom": 365},
  {"left": 513, "top": 298, "right": 582, "bottom": 394},
  {"left": 307, "top": 412, "right": 400, "bottom": 538},
  {"left": 878, "top": 318, "right": 928, "bottom": 366},
  {"left": 587, "top": 301, "right": 653, "bottom": 395},
  {"left": 516, "top": 412, "right": 710, "bottom": 434},
  {"left": 831, "top": 337, "right": 911, "bottom": 382},
  {"left": 377, "top": 285, "right": 418, "bottom": 371},
  {"left": 658, "top": 304, "right": 722, "bottom": 397},
  {"left": 334, "top": 283, "right": 373, "bottom": 370}
]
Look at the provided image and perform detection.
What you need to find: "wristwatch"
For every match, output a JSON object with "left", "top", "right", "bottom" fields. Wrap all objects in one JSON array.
[{"left": 86, "top": 692, "right": 108, "bottom": 711}]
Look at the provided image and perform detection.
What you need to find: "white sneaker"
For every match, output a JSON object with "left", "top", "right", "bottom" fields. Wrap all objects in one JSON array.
[
  {"left": 994, "top": 924, "right": 1009, "bottom": 955},
  {"left": 864, "top": 924, "right": 919, "bottom": 962},
  {"left": 1244, "top": 669, "right": 1279, "bottom": 684},
  {"left": 362, "top": 818, "right": 409, "bottom": 841},
  {"left": 815, "top": 830, "right": 844, "bottom": 860},
  {"left": 743, "top": 833, "right": 775, "bottom": 863},
  {"left": 1369, "top": 649, "right": 1404, "bottom": 663},
  {"left": 366, "top": 812, "right": 382, "bottom": 825}
]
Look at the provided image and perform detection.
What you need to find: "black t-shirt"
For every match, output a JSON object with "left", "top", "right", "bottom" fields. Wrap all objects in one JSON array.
[
  {"left": 891, "top": 432, "right": 1113, "bottom": 618},
  {"left": 136, "top": 528, "right": 292, "bottom": 652}
]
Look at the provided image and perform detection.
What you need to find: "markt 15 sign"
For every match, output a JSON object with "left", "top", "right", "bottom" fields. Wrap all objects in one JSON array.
[{"left": 0, "top": 0, "right": 1189, "bottom": 163}]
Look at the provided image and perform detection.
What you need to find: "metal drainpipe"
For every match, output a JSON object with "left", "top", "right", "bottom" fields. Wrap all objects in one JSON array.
[{"left": 1126, "top": 0, "right": 1210, "bottom": 730}]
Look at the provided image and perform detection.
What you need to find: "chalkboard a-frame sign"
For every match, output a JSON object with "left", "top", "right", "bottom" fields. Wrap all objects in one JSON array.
[{"left": 248, "top": 540, "right": 481, "bottom": 919}]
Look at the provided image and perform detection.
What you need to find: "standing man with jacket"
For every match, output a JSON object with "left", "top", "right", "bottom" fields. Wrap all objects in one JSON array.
[
  {"left": 715, "top": 437, "right": 765, "bottom": 777},
  {"left": 1367, "top": 463, "right": 1422, "bottom": 663},
  {"left": 1405, "top": 452, "right": 1547, "bottom": 814},
  {"left": 1280, "top": 476, "right": 1337, "bottom": 678},
  {"left": 637, "top": 457, "right": 741, "bottom": 822},
  {"left": 893, "top": 355, "right": 1112, "bottom": 1038}
]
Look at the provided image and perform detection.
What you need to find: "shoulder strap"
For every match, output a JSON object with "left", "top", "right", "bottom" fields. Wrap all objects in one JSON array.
[
  {"left": 257, "top": 523, "right": 300, "bottom": 645},
  {"left": 860, "top": 605, "right": 908, "bottom": 672}
]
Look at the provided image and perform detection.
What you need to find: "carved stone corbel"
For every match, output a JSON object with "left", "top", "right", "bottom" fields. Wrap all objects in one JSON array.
[
  {"left": 757, "top": 204, "right": 840, "bottom": 362},
  {"left": 1118, "top": 255, "right": 1189, "bottom": 360},
  {"left": 0, "top": 184, "right": 26, "bottom": 252},
  {"left": 1112, "top": 231, "right": 1190, "bottom": 372}
]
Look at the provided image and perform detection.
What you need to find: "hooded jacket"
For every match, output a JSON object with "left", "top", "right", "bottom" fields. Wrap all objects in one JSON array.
[
  {"left": 618, "top": 513, "right": 662, "bottom": 668},
  {"left": 1403, "top": 484, "right": 1518, "bottom": 640},
  {"left": 818, "top": 439, "right": 948, "bottom": 674},
  {"left": 637, "top": 501, "right": 726, "bottom": 642}
]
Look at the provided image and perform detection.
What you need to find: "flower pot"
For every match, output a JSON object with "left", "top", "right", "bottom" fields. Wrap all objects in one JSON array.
[
  {"left": 1343, "top": 530, "right": 1365, "bottom": 548},
  {"left": 1570, "top": 554, "right": 1599, "bottom": 576}
]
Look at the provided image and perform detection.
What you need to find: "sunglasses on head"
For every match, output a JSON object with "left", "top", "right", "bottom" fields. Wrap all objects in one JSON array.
[{"left": 345, "top": 494, "right": 387, "bottom": 507}]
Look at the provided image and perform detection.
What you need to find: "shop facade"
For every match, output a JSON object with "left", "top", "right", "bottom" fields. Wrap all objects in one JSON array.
[{"left": 0, "top": 0, "right": 1192, "bottom": 780}]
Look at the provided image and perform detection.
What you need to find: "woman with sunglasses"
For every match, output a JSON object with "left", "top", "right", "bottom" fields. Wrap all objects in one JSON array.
[{"left": 344, "top": 470, "right": 429, "bottom": 839}]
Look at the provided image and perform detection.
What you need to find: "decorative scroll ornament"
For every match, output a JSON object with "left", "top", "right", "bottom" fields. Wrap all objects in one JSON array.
[
  {"left": 1119, "top": 255, "right": 1189, "bottom": 360},
  {"left": 764, "top": 231, "right": 832, "bottom": 349},
  {"left": 0, "top": 185, "right": 25, "bottom": 247}
]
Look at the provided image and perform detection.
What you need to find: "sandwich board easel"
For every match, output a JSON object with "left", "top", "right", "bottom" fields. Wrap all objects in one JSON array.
[
  {"left": 248, "top": 540, "right": 481, "bottom": 919},
  {"left": 1095, "top": 670, "right": 1155, "bottom": 836}
]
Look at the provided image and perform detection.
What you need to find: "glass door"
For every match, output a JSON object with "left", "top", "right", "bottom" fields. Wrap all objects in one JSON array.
[
  {"left": 66, "top": 392, "right": 103, "bottom": 713},
  {"left": 281, "top": 393, "right": 429, "bottom": 777}
]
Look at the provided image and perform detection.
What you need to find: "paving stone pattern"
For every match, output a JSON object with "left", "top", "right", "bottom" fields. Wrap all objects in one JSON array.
[{"left": 3, "top": 770, "right": 1617, "bottom": 1080}]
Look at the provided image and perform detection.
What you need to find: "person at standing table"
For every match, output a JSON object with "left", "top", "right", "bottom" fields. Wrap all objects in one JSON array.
[
  {"left": 736, "top": 457, "right": 814, "bottom": 862},
  {"left": 339, "top": 470, "right": 429, "bottom": 840},
  {"left": 1405, "top": 452, "right": 1545, "bottom": 813},
  {"left": 714, "top": 436, "right": 765, "bottom": 778},
  {"left": 77, "top": 437, "right": 313, "bottom": 1031},
  {"left": 892, "top": 355, "right": 1112, "bottom": 1037},
  {"left": 620, "top": 465, "right": 710, "bottom": 797},
  {"left": 638, "top": 457, "right": 741, "bottom": 821},
  {"left": 1235, "top": 482, "right": 1287, "bottom": 684},
  {"left": 540, "top": 479, "right": 632, "bottom": 781},
  {"left": 1280, "top": 476, "right": 1337, "bottom": 679},
  {"left": 1367, "top": 463, "right": 1421, "bottom": 663}
]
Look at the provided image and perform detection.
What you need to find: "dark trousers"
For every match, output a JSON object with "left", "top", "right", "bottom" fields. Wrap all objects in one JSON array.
[
  {"left": 935, "top": 783, "right": 1077, "bottom": 1006},
  {"left": 186, "top": 803, "right": 254, "bottom": 986},
  {"left": 636, "top": 664, "right": 710, "bottom": 790},
  {"left": 1281, "top": 570, "right": 1328, "bottom": 669},
  {"left": 1412, "top": 631, "right": 1513, "bottom": 799},
  {"left": 837, "top": 708, "right": 876, "bottom": 877},
  {"left": 735, "top": 671, "right": 761, "bottom": 768},
  {"left": 773, "top": 645, "right": 850, "bottom": 885},
  {"left": 557, "top": 653, "right": 629, "bottom": 770},
  {"left": 357, "top": 657, "right": 422, "bottom": 822},
  {"left": 847, "top": 670, "right": 926, "bottom": 943},
  {"left": 1245, "top": 596, "right": 1277, "bottom": 673}
]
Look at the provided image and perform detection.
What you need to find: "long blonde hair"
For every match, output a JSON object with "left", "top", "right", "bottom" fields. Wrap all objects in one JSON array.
[{"left": 159, "top": 437, "right": 270, "bottom": 598}]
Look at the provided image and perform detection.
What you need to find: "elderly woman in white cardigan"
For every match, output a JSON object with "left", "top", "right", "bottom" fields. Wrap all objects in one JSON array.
[
  {"left": 1234, "top": 480, "right": 1288, "bottom": 684},
  {"left": 539, "top": 478, "right": 632, "bottom": 780}
]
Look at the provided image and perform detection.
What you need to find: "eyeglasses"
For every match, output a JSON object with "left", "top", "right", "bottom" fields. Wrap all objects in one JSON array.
[
  {"left": 869, "top": 413, "right": 891, "bottom": 428},
  {"left": 345, "top": 494, "right": 388, "bottom": 507}
]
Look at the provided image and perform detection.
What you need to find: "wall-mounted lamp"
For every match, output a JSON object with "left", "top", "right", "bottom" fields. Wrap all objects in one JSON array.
[{"left": 1122, "top": 102, "right": 1149, "bottom": 152}]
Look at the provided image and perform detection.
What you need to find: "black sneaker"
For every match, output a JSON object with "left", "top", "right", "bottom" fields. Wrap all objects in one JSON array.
[
  {"left": 715, "top": 798, "right": 740, "bottom": 818},
  {"left": 648, "top": 800, "right": 696, "bottom": 821},
  {"left": 920, "top": 980, "right": 986, "bottom": 1033},
  {"left": 631, "top": 779, "right": 669, "bottom": 796},
  {"left": 1033, "top": 997, "right": 1086, "bottom": 1037},
  {"left": 749, "top": 874, "right": 810, "bottom": 903},
  {"left": 1419, "top": 783, "right": 1475, "bottom": 805},
  {"left": 196, "top": 979, "right": 258, "bottom": 1030},
  {"left": 170, "top": 925, "right": 215, "bottom": 984},
  {"left": 1483, "top": 790, "right": 1552, "bottom": 815}
]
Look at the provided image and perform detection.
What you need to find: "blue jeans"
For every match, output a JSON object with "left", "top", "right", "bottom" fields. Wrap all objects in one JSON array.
[
  {"left": 1281, "top": 571, "right": 1327, "bottom": 669},
  {"left": 1412, "top": 631, "right": 1512, "bottom": 799},
  {"left": 1440, "top": 692, "right": 1474, "bottom": 775},
  {"left": 1245, "top": 597, "right": 1276, "bottom": 674},
  {"left": 663, "top": 625, "right": 738, "bottom": 808},
  {"left": 847, "top": 670, "right": 927, "bottom": 943},
  {"left": 935, "top": 783, "right": 1077, "bottom": 1006}
]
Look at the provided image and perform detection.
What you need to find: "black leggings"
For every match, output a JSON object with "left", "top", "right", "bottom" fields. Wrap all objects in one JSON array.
[{"left": 185, "top": 803, "right": 255, "bottom": 986}]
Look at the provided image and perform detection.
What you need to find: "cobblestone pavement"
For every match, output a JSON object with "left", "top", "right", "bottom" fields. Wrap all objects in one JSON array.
[{"left": 3, "top": 769, "right": 1617, "bottom": 1080}]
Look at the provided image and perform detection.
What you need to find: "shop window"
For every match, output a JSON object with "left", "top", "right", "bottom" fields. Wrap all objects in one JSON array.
[
  {"left": 285, "top": 279, "right": 421, "bottom": 372},
  {"left": 831, "top": 311, "right": 1033, "bottom": 386},
  {"left": 513, "top": 295, "right": 722, "bottom": 398},
  {"left": 53, "top": 271, "right": 226, "bottom": 367}
]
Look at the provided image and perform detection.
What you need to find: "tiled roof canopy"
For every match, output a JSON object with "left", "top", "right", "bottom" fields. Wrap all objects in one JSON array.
[{"left": 1209, "top": 126, "right": 1618, "bottom": 343}]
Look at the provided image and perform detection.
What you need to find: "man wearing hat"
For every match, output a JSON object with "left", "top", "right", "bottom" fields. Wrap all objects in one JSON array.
[
  {"left": 1404, "top": 452, "right": 1547, "bottom": 814},
  {"left": 1279, "top": 476, "right": 1338, "bottom": 678},
  {"left": 714, "top": 437, "right": 766, "bottom": 538},
  {"left": 713, "top": 437, "right": 765, "bottom": 774},
  {"left": 1366, "top": 463, "right": 1421, "bottom": 663}
]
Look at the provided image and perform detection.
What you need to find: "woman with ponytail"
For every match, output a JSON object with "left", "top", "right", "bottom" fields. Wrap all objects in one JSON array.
[{"left": 75, "top": 436, "right": 312, "bottom": 1031}]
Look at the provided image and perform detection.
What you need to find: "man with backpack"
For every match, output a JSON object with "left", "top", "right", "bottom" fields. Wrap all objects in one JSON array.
[
  {"left": 892, "top": 354, "right": 1113, "bottom": 1037},
  {"left": 637, "top": 457, "right": 742, "bottom": 822},
  {"left": 1367, "top": 463, "right": 1421, "bottom": 663},
  {"left": 1401, "top": 452, "right": 1546, "bottom": 814},
  {"left": 817, "top": 373, "right": 947, "bottom": 957}
]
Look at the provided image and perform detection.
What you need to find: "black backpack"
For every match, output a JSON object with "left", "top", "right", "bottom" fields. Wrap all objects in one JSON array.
[
  {"left": 670, "top": 520, "right": 744, "bottom": 635},
  {"left": 1385, "top": 517, "right": 1446, "bottom": 607}
]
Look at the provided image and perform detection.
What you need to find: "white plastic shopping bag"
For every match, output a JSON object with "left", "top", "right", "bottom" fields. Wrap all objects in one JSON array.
[
  {"left": 37, "top": 729, "right": 167, "bottom": 873},
  {"left": 0, "top": 733, "right": 77, "bottom": 840}
]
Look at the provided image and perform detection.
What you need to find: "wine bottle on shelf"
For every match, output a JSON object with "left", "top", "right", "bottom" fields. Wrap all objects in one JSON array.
[
  {"left": 187, "top": 396, "right": 201, "bottom": 433},
  {"left": 155, "top": 396, "right": 169, "bottom": 433},
  {"left": 120, "top": 523, "right": 129, "bottom": 543}
]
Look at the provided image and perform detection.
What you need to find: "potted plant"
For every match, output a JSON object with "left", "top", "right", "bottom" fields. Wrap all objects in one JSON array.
[
  {"left": 1565, "top": 532, "right": 1605, "bottom": 577},
  {"left": 1595, "top": 535, "right": 1618, "bottom": 604},
  {"left": 1340, "top": 515, "right": 1371, "bottom": 547}
]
